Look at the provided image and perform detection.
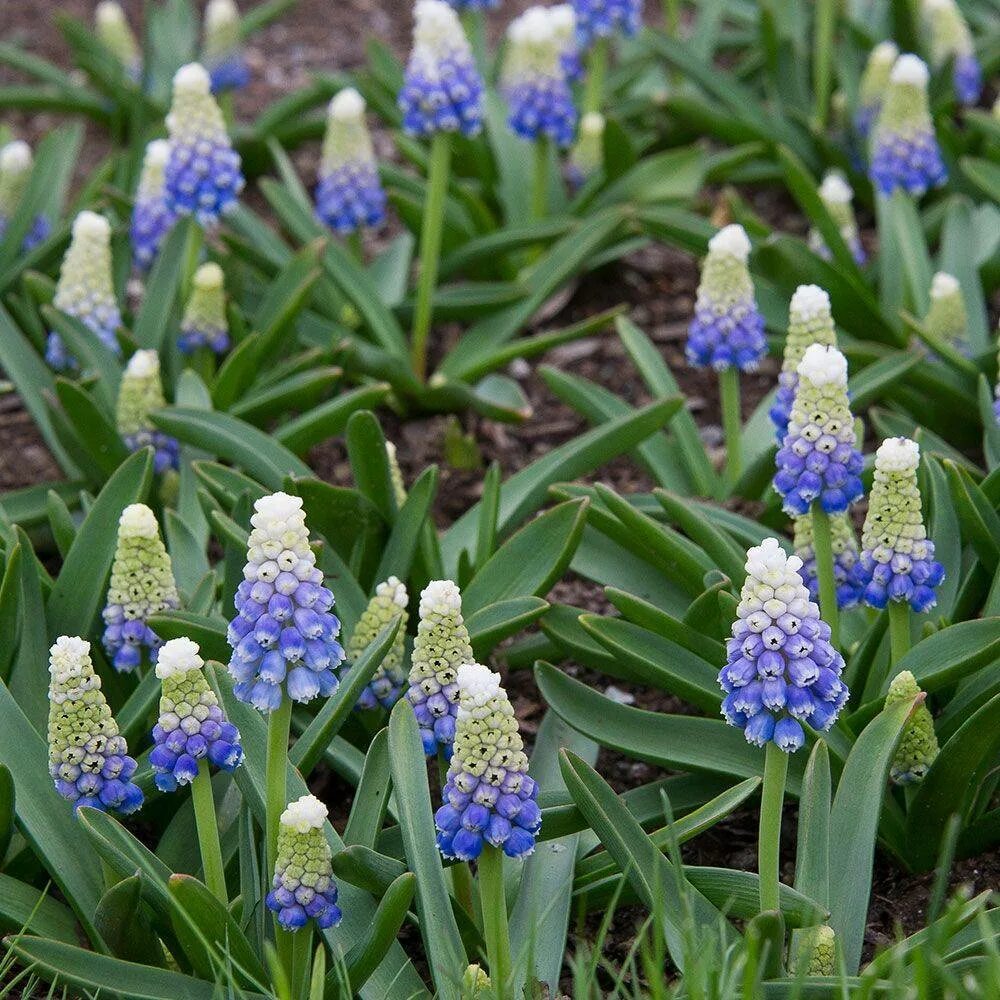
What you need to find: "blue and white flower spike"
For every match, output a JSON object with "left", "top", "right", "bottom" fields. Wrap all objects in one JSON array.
[
  {"left": 552, "top": 4, "right": 583, "bottom": 81},
  {"left": 45, "top": 211, "right": 122, "bottom": 371},
  {"left": 922, "top": 0, "right": 981, "bottom": 106},
  {"left": 95, "top": 1, "right": 141, "bottom": 81},
  {"left": 405, "top": 579, "right": 473, "bottom": 757},
  {"left": 719, "top": 538, "right": 849, "bottom": 751},
  {"left": 227, "top": 492, "right": 345, "bottom": 712},
  {"left": 346, "top": 577, "right": 410, "bottom": 710},
  {"left": 856, "top": 438, "right": 945, "bottom": 612},
  {"left": 501, "top": 6, "right": 578, "bottom": 147},
  {"left": 102, "top": 504, "right": 181, "bottom": 673},
  {"left": 924, "top": 272, "right": 967, "bottom": 352},
  {"left": 567, "top": 112, "right": 604, "bottom": 188},
  {"left": 435, "top": 663, "right": 541, "bottom": 860},
  {"left": 445, "top": 0, "right": 498, "bottom": 9},
  {"left": 686, "top": 224, "right": 766, "bottom": 372},
  {"left": 0, "top": 141, "right": 50, "bottom": 251},
  {"left": 855, "top": 41, "right": 898, "bottom": 140},
  {"left": 571, "top": 0, "right": 641, "bottom": 50},
  {"left": 398, "top": 0, "right": 485, "bottom": 138},
  {"left": 774, "top": 344, "right": 864, "bottom": 517},
  {"left": 794, "top": 512, "right": 863, "bottom": 610},
  {"left": 202, "top": 0, "right": 250, "bottom": 93},
  {"left": 808, "top": 172, "right": 866, "bottom": 266},
  {"left": 179, "top": 262, "right": 230, "bottom": 355},
  {"left": 870, "top": 54, "right": 947, "bottom": 197},
  {"left": 131, "top": 140, "right": 175, "bottom": 273},
  {"left": 266, "top": 794, "right": 342, "bottom": 931},
  {"left": 116, "top": 351, "right": 181, "bottom": 473},
  {"left": 150, "top": 638, "right": 243, "bottom": 792},
  {"left": 47, "top": 636, "right": 144, "bottom": 814},
  {"left": 164, "top": 63, "right": 244, "bottom": 227},
  {"left": 315, "top": 89, "right": 387, "bottom": 236},
  {"left": 770, "top": 285, "right": 838, "bottom": 443}
]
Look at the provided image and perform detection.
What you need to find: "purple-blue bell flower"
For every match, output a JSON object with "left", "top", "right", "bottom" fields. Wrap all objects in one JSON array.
[
  {"left": 854, "top": 41, "right": 898, "bottom": 141},
  {"left": 571, "top": 0, "right": 641, "bottom": 50},
  {"left": 116, "top": 351, "right": 181, "bottom": 474},
  {"left": 131, "top": 139, "right": 176, "bottom": 273},
  {"left": 794, "top": 512, "right": 863, "bottom": 610},
  {"left": 202, "top": 0, "right": 250, "bottom": 93}
]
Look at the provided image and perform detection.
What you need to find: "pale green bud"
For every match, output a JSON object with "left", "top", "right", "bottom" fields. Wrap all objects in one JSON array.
[
  {"left": 793, "top": 925, "right": 836, "bottom": 976},
  {"left": 105, "top": 504, "right": 180, "bottom": 621},
  {"left": 859, "top": 41, "right": 899, "bottom": 110},
  {"left": 781, "top": 285, "right": 837, "bottom": 377},
  {"left": 923, "top": 272, "right": 967, "bottom": 348},
  {"left": 876, "top": 55, "right": 933, "bottom": 138},
  {"left": 886, "top": 670, "right": 939, "bottom": 784},
  {"left": 95, "top": 1, "right": 141, "bottom": 74},
  {"left": 117, "top": 350, "right": 166, "bottom": 437},
  {"left": 568, "top": 112, "right": 604, "bottom": 186},
  {"left": 0, "top": 141, "right": 32, "bottom": 218},
  {"left": 321, "top": 89, "right": 376, "bottom": 174}
]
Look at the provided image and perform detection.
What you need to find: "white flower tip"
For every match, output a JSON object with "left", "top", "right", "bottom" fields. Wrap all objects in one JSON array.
[
  {"left": 708, "top": 224, "right": 751, "bottom": 263},
  {"left": 790, "top": 284, "right": 831, "bottom": 320},
  {"left": 72, "top": 210, "right": 110, "bottom": 242},
  {"left": 457, "top": 662, "right": 503, "bottom": 707},
  {"left": 746, "top": 537, "right": 803, "bottom": 581},
  {"left": 145, "top": 139, "right": 171, "bottom": 168},
  {"left": 818, "top": 171, "right": 852, "bottom": 204},
  {"left": 376, "top": 576, "right": 408, "bottom": 608},
  {"left": 0, "top": 140, "right": 32, "bottom": 173},
  {"left": 580, "top": 112, "right": 605, "bottom": 136},
  {"left": 281, "top": 793, "right": 327, "bottom": 831},
  {"left": 550, "top": 3, "right": 576, "bottom": 34},
  {"left": 174, "top": 62, "right": 212, "bottom": 94},
  {"left": 125, "top": 349, "right": 160, "bottom": 380},
  {"left": 876, "top": 436, "right": 920, "bottom": 473},
  {"left": 891, "top": 54, "right": 929, "bottom": 87},
  {"left": 420, "top": 579, "right": 461, "bottom": 613},
  {"left": 509, "top": 6, "right": 560, "bottom": 45},
  {"left": 155, "top": 637, "right": 204, "bottom": 679},
  {"left": 872, "top": 40, "right": 900, "bottom": 64},
  {"left": 119, "top": 502, "right": 160, "bottom": 539},
  {"left": 329, "top": 87, "right": 366, "bottom": 121},
  {"left": 96, "top": 1, "right": 126, "bottom": 26},
  {"left": 253, "top": 491, "right": 303, "bottom": 523},
  {"left": 206, "top": 0, "right": 240, "bottom": 28},
  {"left": 797, "top": 343, "right": 848, "bottom": 386},
  {"left": 193, "top": 261, "right": 224, "bottom": 291},
  {"left": 415, "top": 0, "right": 463, "bottom": 37},
  {"left": 930, "top": 271, "right": 960, "bottom": 299},
  {"left": 50, "top": 635, "right": 90, "bottom": 666}
]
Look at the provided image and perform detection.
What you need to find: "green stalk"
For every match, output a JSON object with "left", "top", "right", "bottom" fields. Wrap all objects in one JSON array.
[
  {"left": 479, "top": 846, "right": 511, "bottom": 1000},
  {"left": 411, "top": 133, "right": 452, "bottom": 382},
  {"left": 888, "top": 600, "right": 911, "bottom": 666},
  {"left": 531, "top": 138, "right": 549, "bottom": 220},
  {"left": 583, "top": 38, "right": 608, "bottom": 114},
  {"left": 266, "top": 697, "right": 293, "bottom": 877},
  {"left": 812, "top": 0, "right": 836, "bottom": 130},
  {"left": 719, "top": 366, "right": 743, "bottom": 489},
  {"left": 810, "top": 504, "right": 840, "bottom": 650},
  {"left": 461, "top": 10, "right": 487, "bottom": 70},
  {"left": 291, "top": 924, "right": 313, "bottom": 1000},
  {"left": 758, "top": 742, "right": 789, "bottom": 913},
  {"left": 191, "top": 761, "right": 227, "bottom": 903},
  {"left": 346, "top": 229, "right": 364, "bottom": 263}
]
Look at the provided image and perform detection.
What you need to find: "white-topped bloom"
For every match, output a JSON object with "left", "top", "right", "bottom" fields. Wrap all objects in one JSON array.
[
  {"left": 419, "top": 578, "right": 463, "bottom": 617},
  {"left": 95, "top": 0, "right": 141, "bottom": 76},
  {"left": 456, "top": 662, "right": 504, "bottom": 719},
  {"left": 875, "top": 436, "right": 920, "bottom": 473},
  {"left": 708, "top": 223, "right": 751, "bottom": 262},
  {"left": 281, "top": 793, "right": 328, "bottom": 832},
  {"left": 797, "top": 343, "right": 848, "bottom": 386},
  {"left": 891, "top": 53, "right": 930, "bottom": 88},
  {"left": 118, "top": 502, "right": 160, "bottom": 539},
  {"left": 154, "top": 637, "right": 205, "bottom": 679}
]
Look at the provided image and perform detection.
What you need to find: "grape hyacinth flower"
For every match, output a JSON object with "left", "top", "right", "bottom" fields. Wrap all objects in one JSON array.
[
  {"left": 808, "top": 171, "right": 866, "bottom": 266},
  {"left": 116, "top": 351, "right": 181, "bottom": 473},
  {"left": 47, "top": 636, "right": 143, "bottom": 814},
  {"left": 164, "top": 63, "right": 244, "bottom": 227},
  {"left": 45, "top": 211, "right": 122, "bottom": 371},
  {"left": 179, "top": 262, "right": 230, "bottom": 355},
  {"left": 719, "top": 537, "right": 849, "bottom": 751},
  {"left": 793, "top": 926, "right": 837, "bottom": 976},
  {"left": 150, "top": 638, "right": 243, "bottom": 791},
  {"left": 922, "top": 0, "right": 982, "bottom": 106},
  {"left": 0, "top": 141, "right": 50, "bottom": 251},
  {"left": 856, "top": 438, "right": 944, "bottom": 613},
  {"left": 266, "top": 795, "right": 342, "bottom": 931},
  {"left": 102, "top": 504, "right": 181, "bottom": 673},
  {"left": 566, "top": 111, "right": 604, "bottom": 188},
  {"left": 435, "top": 663, "right": 541, "bottom": 860},
  {"left": 445, "top": 0, "right": 497, "bottom": 9},
  {"left": 923, "top": 271, "right": 967, "bottom": 351},
  {"left": 770, "top": 284, "right": 838, "bottom": 443},
  {"left": 774, "top": 344, "right": 864, "bottom": 517},
  {"left": 131, "top": 140, "right": 176, "bottom": 273},
  {"left": 202, "top": 0, "right": 250, "bottom": 93},
  {"left": 227, "top": 492, "right": 345, "bottom": 712},
  {"left": 345, "top": 577, "right": 410, "bottom": 710},
  {"left": 855, "top": 41, "right": 898, "bottom": 139},
  {"left": 885, "top": 670, "right": 939, "bottom": 784},
  {"left": 571, "top": 0, "right": 641, "bottom": 50},
  {"left": 870, "top": 54, "right": 947, "bottom": 197},
  {"left": 314, "top": 89, "right": 387, "bottom": 236},
  {"left": 552, "top": 4, "right": 583, "bottom": 81},
  {"left": 386, "top": 440, "right": 408, "bottom": 507},
  {"left": 95, "top": 1, "right": 141, "bottom": 80},
  {"left": 406, "top": 580, "right": 474, "bottom": 756},
  {"left": 794, "top": 511, "right": 862, "bottom": 610}
]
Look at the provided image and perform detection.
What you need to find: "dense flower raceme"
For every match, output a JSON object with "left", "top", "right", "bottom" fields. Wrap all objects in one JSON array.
[
  {"left": 922, "top": 0, "right": 982, "bottom": 105},
  {"left": 95, "top": 0, "right": 141, "bottom": 80},
  {"left": 807, "top": 171, "right": 866, "bottom": 266},
  {"left": 870, "top": 54, "right": 947, "bottom": 197},
  {"left": 315, "top": 88, "right": 387, "bottom": 235},
  {"left": 346, "top": 577, "right": 410, "bottom": 710},
  {"left": 0, "top": 140, "right": 50, "bottom": 251},
  {"left": 793, "top": 511, "right": 862, "bottom": 610},
  {"left": 774, "top": 344, "right": 864, "bottom": 517},
  {"left": 501, "top": 6, "right": 578, "bottom": 147},
  {"left": 399, "top": 0, "right": 485, "bottom": 138},
  {"left": 164, "top": 63, "right": 245, "bottom": 226},
  {"left": 885, "top": 670, "right": 940, "bottom": 784},
  {"left": 202, "top": 0, "right": 250, "bottom": 93},
  {"left": 856, "top": 438, "right": 944, "bottom": 612},
  {"left": 227, "top": 492, "right": 345, "bottom": 711},
  {"left": 116, "top": 351, "right": 180, "bottom": 473},
  {"left": 571, "top": 0, "right": 641, "bottom": 50},
  {"left": 266, "top": 795, "right": 342, "bottom": 931},
  {"left": 406, "top": 579, "right": 474, "bottom": 756},
  {"left": 45, "top": 211, "right": 122, "bottom": 372},
  {"left": 102, "top": 504, "right": 181, "bottom": 673},
  {"left": 567, "top": 111, "right": 604, "bottom": 188},
  {"left": 923, "top": 271, "right": 968, "bottom": 351},
  {"left": 794, "top": 926, "right": 836, "bottom": 977},
  {"left": 551, "top": 3, "right": 583, "bottom": 81},
  {"left": 131, "top": 139, "right": 175, "bottom": 272},
  {"left": 686, "top": 224, "right": 766, "bottom": 372},
  {"left": 150, "top": 638, "right": 243, "bottom": 792},
  {"left": 435, "top": 663, "right": 541, "bottom": 860},
  {"left": 47, "top": 636, "right": 143, "bottom": 814},
  {"left": 719, "top": 538, "right": 849, "bottom": 752},
  {"left": 179, "top": 262, "right": 230, "bottom": 354},
  {"left": 855, "top": 41, "right": 898, "bottom": 139},
  {"left": 770, "top": 284, "right": 838, "bottom": 443}
]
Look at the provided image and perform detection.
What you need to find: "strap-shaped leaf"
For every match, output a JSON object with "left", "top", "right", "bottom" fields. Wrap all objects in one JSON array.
[
  {"left": 344, "top": 872, "right": 417, "bottom": 993},
  {"left": 94, "top": 873, "right": 165, "bottom": 966}
]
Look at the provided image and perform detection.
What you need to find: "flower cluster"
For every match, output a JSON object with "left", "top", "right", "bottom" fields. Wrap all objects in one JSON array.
[
  {"left": 435, "top": 663, "right": 541, "bottom": 860},
  {"left": 202, "top": 0, "right": 250, "bottom": 93},
  {"left": 501, "top": 6, "right": 578, "bottom": 147},
  {"left": 855, "top": 41, "right": 898, "bottom": 139},
  {"left": 856, "top": 438, "right": 944, "bottom": 612},
  {"left": 793, "top": 511, "right": 862, "bottom": 610},
  {"left": 793, "top": 926, "right": 836, "bottom": 977},
  {"left": 406, "top": 580, "right": 473, "bottom": 756},
  {"left": 774, "top": 344, "right": 864, "bottom": 516},
  {"left": 571, "top": 0, "right": 641, "bottom": 50},
  {"left": 95, "top": 1, "right": 141, "bottom": 80},
  {"left": 150, "top": 638, "right": 243, "bottom": 791},
  {"left": 923, "top": 272, "right": 967, "bottom": 351},
  {"left": 399, "top": 0, "right": 485, "bottom": 138},
  {"left": 567, "top": 111, "right": 604, "bottom": 188},
  {"left": 719, "top": 538, "right": 849, "bottom": 752},
  {"left": 870, "top": 54, "right": 947, "bottom": 197},
  {"left": 770, "top": 285, "right": 838, "bottom": 443},
  {"left": 116, "top": 351, "right": 180, "bottom": 473},
  {"left": 102, "top": 504, "right": 181, "bottom": 673},
  {"left": 164, "top": 63, "right": 244, "bottom": 226},
  {"left": 0, "top": 140, "right": 50, "bottom": 251},
  {"left": 45, "top": 211, "right": 122, "bottom": 371},
  {"left": 179, "top": 262, "right": 231, "bottom": 354},
  {"left": 47, "top": 636, "right": 143, "bottom": 814},
  {"left": 346, "top": 577, "right": 410, "bottom": 710},
  {"left": 808, "top": 171, "right": 866, "bottom": 266},
  {"left": 227, "top": 493, "right": 345, "bottom": 711},
  {"left": 131, "top": 140, "right": 176, "bottom": 272},
  {"left": 686, "top": 224, "right": 766, "bottom": 372},
  {"left": 315, "top": 89, "right": 387, "bottom": 236},
  {"left": 922, "top": 0, "right": 981, "bottom": 105},
  {"left": 885, "top": 670, "right": 939, "bottom": 784},
  {"left": 266, "top": 795, "right": 342, "bottom": 931}
]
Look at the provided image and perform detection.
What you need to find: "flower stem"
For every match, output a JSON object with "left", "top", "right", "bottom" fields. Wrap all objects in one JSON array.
[
  {"left": 266, "top": 697, "right": 293, "bottom": 878},
  {"left": 411, "top": 132, "right": 452, "bottom": 382},
  {"left": 812, "top": 0, "right": 835, "bottom": 130},
  {"left": 758, "top": 741, "right": 788, "bottom": 914},
  {"left": 291, "top": 923, "right": 313, "bottom": 999},
  {"left": 346, "top": 229, "right": 364, "bottom": 263},
  {"left": 719, "top": 366, "right": 743, "bottom": 489},
  {"left": 888, "top": 600, "right": 911, "bottom": 666},
  {"left": 810, "top": 503, "right": 840, "bottom": 651},
  {"left": 531, "top": 138, "right": 549, "bottom": 220},
  {"left": 191, "top": 761, "right": 227, "bottom": 903},
  {"left": 479, "top": 845, "right": 511, "bottom": 1000},
  {"left": 583, "top": 38, "right": 608, "bottom": 114}
]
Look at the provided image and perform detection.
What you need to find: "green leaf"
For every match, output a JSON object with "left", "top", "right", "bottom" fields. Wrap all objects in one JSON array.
[
  {"left": 343, "top": 727, "right": 393, "bottom": 849},
  {"left": 53, "top": 379, "right": 129, "bottom": 477},
  {"left": 374, "top": 467, "right": 439, "bottom": 586},
  {"left": 132, "top": 218, "right": 192, "bottom": 350},
  {"left": 594, "top": 146, "right": 706, "bottom": 208},
  {"left": 346, "top": 411, "right": 397, "bottom": 522},
  {"left": 147, "top": 611, "right": 229, "bottom": 664},
  {"left": 979, "top": 376, "right": 1000, "bottom": 473},
  {"left": 944, "top": 460, "right": 1000, "bottom": 571},
  {"left": 344, "top": 873, "right": 417, "bottom": 993},
  {"left": 0, "top": 873, "right": 79, "bottom": 943},
  {"left": 41, "top": 305, "right": 121, "bottom": 410},
  {"left": 274, "top": 383, "right": 392, "bottom": 456},
  {"left": 94, "top": 873, "right": 165, "bottom": 966},
  {"left": 466, "top": 597, "right": 548, "bottom": 657},
  {"left": 654, "top": 490, "right": 746, "bottom": 585}
]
